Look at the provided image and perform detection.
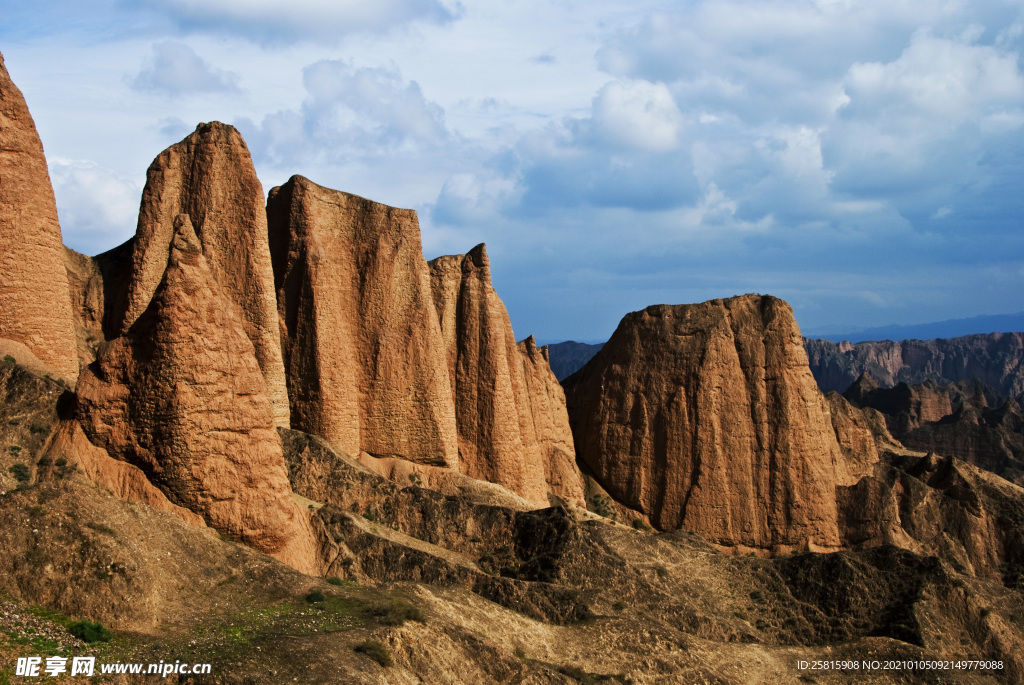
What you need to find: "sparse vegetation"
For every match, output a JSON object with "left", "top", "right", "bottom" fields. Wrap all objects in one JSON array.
[
  {"left": 29, "top": 423, "right": 48, "bottom": 435},
  {"left": 354, "top": 639, "right": 392, "bottom": 667},
  {"left": 364, "top": 597, "right": 423, "bottom": 626},
  {"left": 408, "top": 472, "right": 422, "bottom": 486},
  {"left": 8, "top": 463, "right": 29, "bottom": 482},
  {"left": 3, "top": 355, "right": 15, "bottom": 364},
  {"left": 67, "top": 620, "right": 112, "bottom": 643},
  {"left": 326, "top": 576, "right": 344, "bottom": 586},
  {"left": 305, "top": 590, "right": 326, "bottom": 603}
]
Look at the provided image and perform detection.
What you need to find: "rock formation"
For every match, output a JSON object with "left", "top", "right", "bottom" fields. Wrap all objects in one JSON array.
[
  {"left": 74, "top": 215, "right": 319, "bottom": 573},
  {"left": 844, "top": 375, "right": 1024, "bottom": 485},
  {"left": 805, "top": 333, "right": 1024, "bottom": 396},
  {"left": 564, "top": 295, "right": 846, "bottom": 551},
  {"left": 0, "top": 51, "right": 79, "bottom": 383},
  {"left": 428, "top": 245, "right": 586, "bottom": 507},
  {"left": 118, "top": 122, "right": 289, "bottom": 426},
  {"left": 268, "top": 176, "right": 459, "bottom": 467}
]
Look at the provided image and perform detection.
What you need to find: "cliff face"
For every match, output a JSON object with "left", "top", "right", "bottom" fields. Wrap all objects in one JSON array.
[
  {"left": 427, "top": 246, "right": 585, "bottom": 507},
  {"left": 844, "top": 375, "right": 1024, "bottom": 485},
  {"left": 268, "top": 175, "right": 459, "bottom": 467},
  {"left": 118, "top": 123, "right": 289, "bottom": 427},
  {"left": 74, "top": 215, "right": 319, "bottom": 573},
  {"left": 805, "top": 333, "right": 1024, "bottom": 396},
  {"left": 564, "top": 295, "right": 845, "bottom": 551},
  {"left": 0, "top": 51, "right": 79, "bottom": 383}
]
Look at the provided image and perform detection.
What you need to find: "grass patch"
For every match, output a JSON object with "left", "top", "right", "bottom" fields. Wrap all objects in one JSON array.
[
  {"left": 325, "top": 577, "right": 345, "bottom": 586},
  {"left": 354, "top": 639, "right": 392, "bottom": 667},
  {"left": 364, "top": 597, "right": 424, "bottom": 626},
  {"left": 68, "top": 620, "right": 112, "bottom": 643}
]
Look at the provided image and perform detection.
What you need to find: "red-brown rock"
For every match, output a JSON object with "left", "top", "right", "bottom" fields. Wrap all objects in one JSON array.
[
  {"left": 429, "top": 245, "right": 585, "bottom": 507},
  {"left": 268, "top": 175, "right": 459, "bottom": 467},
  {"left": 119, "top": 123, "right": 289, "bottom": 427},
  {"left": 0, "top": 51, "right": 79, "bottom": 383},
  {"left": 564, "top": 295, "right": 845, "bottom": 551},
  {"left": 75, "top": 215, "right": 319, "bottom": 573}
]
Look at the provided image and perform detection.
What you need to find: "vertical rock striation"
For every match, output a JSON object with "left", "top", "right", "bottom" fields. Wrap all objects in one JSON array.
[
  {"left": 119, "top": 123, "right": 289, "bottom": 427},
  {"left": 0, "top": 51, "right": 79, "bottom": 383},
  {"left": 268, "top": 175, "right": 459, "bottom": 467},
  {"left": 75, "top": 215, "right": 319, "bottom": 573},
  {"left": 428, "top": 245, "right": 586, "bottom": 507},
  {"left": 564, "top": 295, "right": 845, "bottom": 550}
]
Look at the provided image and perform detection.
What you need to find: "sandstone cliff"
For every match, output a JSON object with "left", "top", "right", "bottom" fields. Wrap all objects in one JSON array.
[
  {"left": 805, "top": 333, "right": 1024, "bottom": 396},
  {"left": 0, "top": 51, "right": 79, "bottom": 383},
  {"left": 268, "top": 175, "right": 459, "bottom": 467},
  {"left": 74, "top": 215, "right": 319, "bottom": 573},
  {"left": 118, "top": 123, "right": 289, "bottom": 426},
  {"left": 428, "top": 245, "right": 586, "bottom": 507},
  {"left": 564, "top": 295, "right": 846, "bottom": 551}
]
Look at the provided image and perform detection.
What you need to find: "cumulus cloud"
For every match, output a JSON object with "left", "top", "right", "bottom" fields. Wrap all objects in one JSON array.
[
  {"left": 131, "top": 42, "right": 240, "bottom": 96},
  {"left": 47, "top": 158, "right": 140, "bottom": 254},
  {"left": 240, "top": 59, "right": 448, "bottom": 171},
  {"left": 129, "top": 0, "right": 459, "bottom": 44}
]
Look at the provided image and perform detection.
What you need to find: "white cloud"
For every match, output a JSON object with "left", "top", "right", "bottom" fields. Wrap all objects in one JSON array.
[
  {"left": 591, "top": 79, "right": 684, "bottom": 151},
  {"left": 844, "top": 28, "right": 1024, "bottom": 126},
  {"left": 47, "top": 158, "right": 140, "bottom": 253},
  {"left": 131, "top": 42, "right": 240, "bottom": 96},
  {"left": 131, "top": 0, "right": 458, "bottom": 44},
  {"left": 240, "top": 59, "right": 449, "bottom": 172}
]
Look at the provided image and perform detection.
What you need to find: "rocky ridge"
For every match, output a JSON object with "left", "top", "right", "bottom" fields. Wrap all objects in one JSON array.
[
  {"left": 0, "top": 52, "right": 79, "bottom": 384},
  {"left": 805, "top": 333, "right": 1024, "bottom": 396},
  {"left": 428, "top": 245, "right": 586, "bottom": 507}
]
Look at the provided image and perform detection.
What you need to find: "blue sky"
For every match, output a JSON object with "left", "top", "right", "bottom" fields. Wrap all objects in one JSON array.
[{"left": 3, "top": 0, "right": 1023, "bottom": 342}]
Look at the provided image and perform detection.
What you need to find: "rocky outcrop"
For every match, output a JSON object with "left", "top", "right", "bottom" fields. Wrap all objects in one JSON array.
[
  {"left": 0, "top": 51, "right": 79, "bottom": 383},
  {"left": 428, "top": 245, "right": 585, "bottom": 507},
  {"left": 118, "top": 123, "right": 289, "bottom": 426},
  {"left": 838, "top": 451, "right": 1024, "bottom": 579},
  {"left": 74, "top": 215, "right": 319, "bottom": 573},
  {"left": 564, "top": 295, "right": 846, "bottom": 551},
  {"left": 268, "top": 175, "right": 459, "bottom": 467},
  {"left": 845, "top": 375, "right": 1024, "bottom": 485},
  {"left": 805, "top": 333, "right": 1024, "bottom": 396}
]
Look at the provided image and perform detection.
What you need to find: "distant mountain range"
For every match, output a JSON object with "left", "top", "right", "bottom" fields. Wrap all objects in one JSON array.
[{"left": 802, "top": 311, "right": 1024, "bottom": 343}]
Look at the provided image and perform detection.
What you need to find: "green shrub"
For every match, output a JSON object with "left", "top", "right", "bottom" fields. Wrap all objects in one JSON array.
[
  {"left": 3, "top": 355, "right": 15, "bottom": 364},
  {"left": 68, "top": 620, "right": 112, "bottom": 643},
  {"left": 9, "top": 463, "right": 30, "bottom": 482},
  {"left": 354, "top": 639, "right": 392, "bottom": 667},
  {"left": 29, "top": 423, "right": 49, "bottom": 435},
  {"left": 749, "top": 590, "right": 764, "bottom": 602},
  {"left": 8, "top": 418, "right": 21, "bottom": 426},
  {"left": 305, "top": 590, "right": 326, "bottom": 603},
  {"left": 325, "top": 576, "right": 343, "bottom": 586}
]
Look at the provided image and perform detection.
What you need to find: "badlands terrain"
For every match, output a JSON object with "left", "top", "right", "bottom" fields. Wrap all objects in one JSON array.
[{"left": 2, "top": 48, "right": 1024, "bottom": 683}]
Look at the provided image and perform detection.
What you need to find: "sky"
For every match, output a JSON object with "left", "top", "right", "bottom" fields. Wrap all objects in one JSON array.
[{"left": 2, "top": 0, "right": 1023, "bottom": 342}]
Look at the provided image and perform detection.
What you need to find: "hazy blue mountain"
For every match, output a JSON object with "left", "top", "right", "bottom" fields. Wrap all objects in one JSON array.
[{"left": 804, "top": 312, "right": 1024, "bottom": 343}]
